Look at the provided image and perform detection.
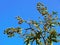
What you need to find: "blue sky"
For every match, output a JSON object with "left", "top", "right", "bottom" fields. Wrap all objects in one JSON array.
[{"left": 0, "top": 0, "right": 60, "bottom": 45}]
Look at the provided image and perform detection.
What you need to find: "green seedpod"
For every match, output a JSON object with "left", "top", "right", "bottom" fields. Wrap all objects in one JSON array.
[
  {"left": 16, "top": 16, "right": 21, "bottom": 20},
  {"left": 41, "top": 11, "right": 48, "bottom": 15},
  {"left": 58, "top": 22, "right": 60, "bottom": 26},
  {"left": 30, "top": 32, "right": 35, "bottom": 36},
  {"left": 37, "top": 2, "right": 41, "bottom": 6},
  {"left": 52, "top": 38, "right": 58, "bottom": 42},
  {"left": 41, "top": 7, "right": 47, "bottom": 11},
  {"left": 18, "top": 19, "right": 23, "bottom": 24},
  {"left": 15, "top": 27, "right": 22, "bottom": 34},
  {"left": 7, "top": 31, "right": 14, "bottom": 37},
  {"left": 52, "top": 11, "right": 58, "bottom": 15}
]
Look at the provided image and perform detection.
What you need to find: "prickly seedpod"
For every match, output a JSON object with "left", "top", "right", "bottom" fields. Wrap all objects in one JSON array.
[
  {"left": 52, "top": 11, "right": 58, "bottom": 15},
  {"left": 16, "top": 16, "right": 24, "bottom": 24},
  {"left": 37, "top": 2, "right": 44, "bottom": 6},
  {"left": 44, "top": 27, "right": 47, "bottom": 31},
  {"left": 44, "top": 26, "right": 48, "bottom": 31},
  {"left": 18, "top": 19, "right": 23, "bottom": 24},
  {"left": 16, "top": 16, "right": 21, "bottom": 20},
  {"left": 41, "top": 7, "right": 47, "bottom": 10},
  {"left": 37, "top": 2, "right": 40, "bottom": 6},
  {"left": 41, "top": 11, "right": 48, "bottom": 15}
]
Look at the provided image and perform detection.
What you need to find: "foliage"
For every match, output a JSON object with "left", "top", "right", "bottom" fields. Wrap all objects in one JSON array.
[{"left": 4, "top": 2, "right": 60, "bottom": 45}]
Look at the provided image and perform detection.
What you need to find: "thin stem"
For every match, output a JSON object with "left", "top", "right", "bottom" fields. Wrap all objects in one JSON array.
[{"left": 41, "top": 32, "right": 46, "bottom": 45}]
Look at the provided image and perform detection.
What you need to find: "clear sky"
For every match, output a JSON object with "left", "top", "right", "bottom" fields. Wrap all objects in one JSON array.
[{"left": 0, "top": 0, "right": 60, "bottom": 45}]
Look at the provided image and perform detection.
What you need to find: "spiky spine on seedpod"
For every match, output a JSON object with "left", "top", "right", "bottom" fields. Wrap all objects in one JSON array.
[{"left": 16, "top": 16, "right": 25, "bottom": 24}]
